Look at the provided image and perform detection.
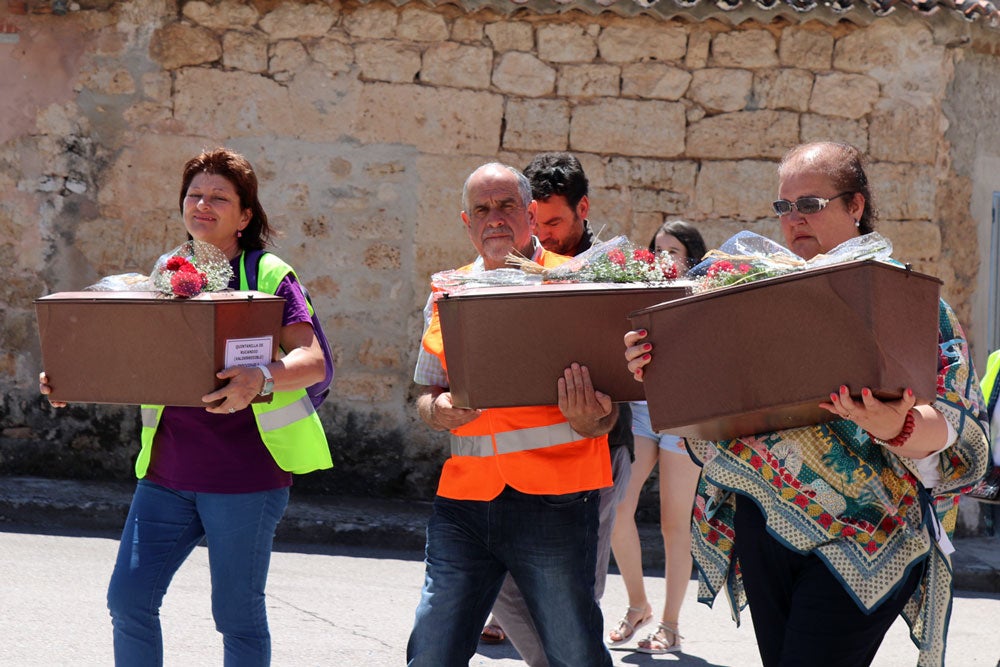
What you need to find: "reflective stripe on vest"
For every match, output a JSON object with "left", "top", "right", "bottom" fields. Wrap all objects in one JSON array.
[
  {"left": 451, "top": 421, "right": 585, "bottom": 457},
  {"left": 140, "top": 406, "right": 159, "bottom": 430},
  {"left": 256, "top": 394, "right": 315, "bottom": 432},
  {"left": 132, "top": 251, "right": 332, "bottom": 479}
]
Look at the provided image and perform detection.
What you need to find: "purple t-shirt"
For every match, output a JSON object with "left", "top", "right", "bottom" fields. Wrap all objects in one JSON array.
[{"left": 145, "top": 258, "right": 314, "bottom": 494}]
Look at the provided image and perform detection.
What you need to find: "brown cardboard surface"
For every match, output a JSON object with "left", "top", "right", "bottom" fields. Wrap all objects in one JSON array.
[
  {"left": 628, "top": 260, "right": 942, "bottom": 440},
  {"left": 35, "top": 291, "right": 285, "bottom": 406},
  {"left": 437, "top": 282, "right": 690, "bottom": 408}
]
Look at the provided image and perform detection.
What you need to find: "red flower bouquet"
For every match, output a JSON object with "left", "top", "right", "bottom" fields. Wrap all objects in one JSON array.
[{"left": 152, "top": 240, "right": 234, "bottom": 298}]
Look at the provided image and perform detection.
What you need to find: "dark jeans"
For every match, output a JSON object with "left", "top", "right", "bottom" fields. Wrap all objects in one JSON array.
[
  {"left": 406, "top": 486, "right": 612, "bottom": 667},
  {"left": 734, "top": 494, "right": 923, "bottom": 667}
]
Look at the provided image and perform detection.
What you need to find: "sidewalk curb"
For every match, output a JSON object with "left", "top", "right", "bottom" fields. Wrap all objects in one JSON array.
[{"left": 2, "top": 476, "right": 998, "bottom": 594}]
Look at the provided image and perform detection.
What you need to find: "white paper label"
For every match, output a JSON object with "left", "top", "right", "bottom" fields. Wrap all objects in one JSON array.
[{"left": 225, "top": 336, "right": 273, "bottom": 368}]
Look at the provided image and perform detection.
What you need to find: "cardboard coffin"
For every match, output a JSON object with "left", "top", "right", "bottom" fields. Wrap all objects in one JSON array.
[
  {"left": 35, "top": 291, "right": 285, "bottom": 406},
  {"left": 628, "top": 260, "right": 942, "bottom": 440},
  {"left": 437, "top": 282, "right": 690, "bottom": 408}
]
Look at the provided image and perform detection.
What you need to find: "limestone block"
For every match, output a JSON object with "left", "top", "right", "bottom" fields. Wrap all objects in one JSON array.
[
  {"left": 335, "top": 371, "right": 396, "bottom": 402},
  {"left": 182, "top": 0, "right": 258, "bottom": 30},
  {"left": 630, "top": 211, "right": 667, "bottom": 248},
  {"left": 123, "top": 101, "right": 174, "bottom": 128},
  {"left": 140, "top": 71, "right": 172, "bottom": 103},
  {"left": 868, "top": 162, "right": 935, "bottom": 220},
  {"left": 586, "top": 186, "right": 633, "bottom": 236},
  {"left": 503, "top": 98, "right": 570, "bottom": 151},
  {"left": 422, "top": 43, "right": 492, "bottom": 90},
  {"left": 35, "top": 103, "right": 80, "bottom": 136},
  {"left": 537, "top": 24, "right": 598, "bottom": 63},
  {"left": 778, "top": 26, "right": 833, "bottom": 70},
  {"left": 493, "top": 52, "right": 556, "bottom": 97},
  {"left": 364, "top": 241, "right": 402, "bottom": 270},
  {"left": 355, "top": 41, "right": 422, "bottom": 83},
  {"left": 877, "top": 220, "right": 941, "bottom": 260},
  {"left": 259, "top": 3, "right": 337, "bottom": 40},
  {"left": 630, "top": 186, "right": 690, "bottom": 214},
  {"left": 751, "top": 68, "right": 812, "bottom": 113},
  {"left": 834, "top": 22, "right": 948, "bottom": 102},
  {"left": 484, "top": 21, "right": 533, "bottom": 52},
  {"left": 270, "top": 40, "right": 310, "bottom": 80},
  {"left": 868, "top": 103, "right": 938, "bottom": 164},
  {"left": 149, "top": 23, "right": 220, "bottom": 70},
  {"left": 557, "top": 64, "right": 620, "bottom": 98},
  {"left": 396, "top": 6, "right": 449, "bottom": 42},
  {"left": 692, "top": 159, "right": 776, "bottom": 219},
  {"left": 223, "top": 30, "right": 268, "bottom": 73},
  {"left": 605, "top": 157, "right": 698, "bottom": 193},
  {"left": 570, "top": 99, "right": 685, "bottom": 158},
  {"left": 598, "top": 23, "right": 687, "bottom": 64},
  {"left": 800, "top": 114, "right": 869, "bottom": 152},
  {"left": 710, "top": 30, "right": 778, "bottom": 69},
  {"left": 688, "top": 68, "right": 753, "bottom": 113},
  {"left": 685, "top": 29, "right": 711, "bottom": 70},
  {"left": 174, "top": 68, "right": 310, "bottom": 137},
  {"left": 809, "top": 72, "right": 880, "bottom": 119},
  {"left": 343, "top": 5, "right": 398, "bottom": 39},
  {"left": 359, "top": 338, "right": 403, "bottom": 370},
  {"left": 352, "top": 83, "right": 503, "bottom": 155},
  {"left": 686, "top": 110, "right": 798, "bottom": 159},
  {"left": 78, "top": 67, "right": 136, "bottom": 95},
  {"left": 453, "top": 17, "right": 484, "bottom": 43},
  {"left": 309, "top": 36, "right": 355, "bottom": 73},
  {"left": 622, "top": 63, "right": 691, "bottom": 101}
]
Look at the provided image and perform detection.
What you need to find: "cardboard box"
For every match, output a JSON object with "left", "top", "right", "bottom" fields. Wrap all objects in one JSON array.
[
  {"left": 437, "top": 282, "right": 690, "bottom": 408},
  {"left": 35, "top": 291, "right": 285, "bottom": 406},
  {"left": 628, "top": 260, "right": 942, "bottom": 440}
]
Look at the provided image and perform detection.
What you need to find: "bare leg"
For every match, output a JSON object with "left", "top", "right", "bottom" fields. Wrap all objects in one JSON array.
[
  {"left": 650, "top": 447, "right": 700, "bottom": 646},
  {"left": 607, "top": 436, "right": 658, "bottom": 642}
]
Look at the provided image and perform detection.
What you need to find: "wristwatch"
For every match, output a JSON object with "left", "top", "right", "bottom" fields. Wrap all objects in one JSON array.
[{"left": 257, "top": 365, "right": 274, "bottom": 397}]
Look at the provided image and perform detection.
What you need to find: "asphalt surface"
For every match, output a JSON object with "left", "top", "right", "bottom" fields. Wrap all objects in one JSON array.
[{"left": 1, "top": 475, "right": 999, "bottom": 666}]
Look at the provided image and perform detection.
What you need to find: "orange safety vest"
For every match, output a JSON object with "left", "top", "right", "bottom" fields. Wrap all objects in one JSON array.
[{"left": 422, "top": 249, "right": 612, "bottom": 501}]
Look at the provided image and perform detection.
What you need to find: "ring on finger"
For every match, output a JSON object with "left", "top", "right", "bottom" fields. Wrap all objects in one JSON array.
[{"left": 228, "top": 407, "right": 235, "bottom": 414}]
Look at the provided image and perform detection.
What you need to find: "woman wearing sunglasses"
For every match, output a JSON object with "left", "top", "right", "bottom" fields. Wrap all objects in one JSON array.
[{"left": 624, "top": 141, "right": 988, "bottom": 667}]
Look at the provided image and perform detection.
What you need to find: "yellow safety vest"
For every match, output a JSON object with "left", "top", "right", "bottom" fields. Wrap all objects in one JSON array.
[{"left": 136, "top": 251, "right": 332, "bottom": 477}]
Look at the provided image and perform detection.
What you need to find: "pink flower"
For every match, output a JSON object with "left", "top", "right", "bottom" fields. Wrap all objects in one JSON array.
[
  {"left": 738, "top": 263, "right": 753, "bottom": 273},
  {"left": 607, "top": 249, "right": 626, "bottom": 267}
]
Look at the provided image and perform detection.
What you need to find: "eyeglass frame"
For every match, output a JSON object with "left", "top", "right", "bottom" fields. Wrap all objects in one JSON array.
[{"left": 771, "top": 191, "right": 854, "bottom": 217}]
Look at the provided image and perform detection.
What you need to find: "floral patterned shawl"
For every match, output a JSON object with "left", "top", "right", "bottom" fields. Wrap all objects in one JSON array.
[{"left": 686, "top": 299, "right": 989, "bottom": 667}]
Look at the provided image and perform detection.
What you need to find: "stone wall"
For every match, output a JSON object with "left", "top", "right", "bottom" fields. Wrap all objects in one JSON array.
[{"left": 0, "top": 1, "right": 997, "bottom": 524}]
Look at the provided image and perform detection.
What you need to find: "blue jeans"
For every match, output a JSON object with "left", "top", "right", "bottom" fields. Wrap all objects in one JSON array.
[
  {"left": 106, "top": 480, "right": 289, "bottom": 667},
  {"left": 407, "top": 486, "right": 612, "bottom": 667}
]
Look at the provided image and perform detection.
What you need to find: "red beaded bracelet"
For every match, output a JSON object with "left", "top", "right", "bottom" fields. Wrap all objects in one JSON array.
[{"left": 868, "top": 409, "right": 916, "bottom": 448}]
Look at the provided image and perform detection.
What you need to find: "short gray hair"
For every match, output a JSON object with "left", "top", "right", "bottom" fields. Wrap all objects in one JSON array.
[{"left": 461, "top": 162, "right": 533, "bottom": 213}]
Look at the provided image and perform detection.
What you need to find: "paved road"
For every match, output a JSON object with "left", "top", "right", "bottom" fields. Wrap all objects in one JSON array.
[{"left": 2, "top": 526, "right": 998, "bottom": 666}]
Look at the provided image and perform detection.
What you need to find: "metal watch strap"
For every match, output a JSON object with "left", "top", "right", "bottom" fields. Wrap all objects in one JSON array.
[{"left": 257, "top": 364, "right": 274, "bottom": 396}]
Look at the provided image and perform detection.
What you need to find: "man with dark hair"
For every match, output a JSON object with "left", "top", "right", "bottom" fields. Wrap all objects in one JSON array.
[
  {"left": 482, "top": 152, "right": 636, "bottom": 666},
  {"left": 522, "top": 152, "right": 593, "bottom": 256}
]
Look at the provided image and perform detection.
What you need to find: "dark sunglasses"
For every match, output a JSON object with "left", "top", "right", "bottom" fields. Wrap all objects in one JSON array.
[{"left": 772, "top": 192, "right": 853, "bottom": 217}]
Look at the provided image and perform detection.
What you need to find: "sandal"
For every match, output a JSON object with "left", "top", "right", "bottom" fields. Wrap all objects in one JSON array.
[
  {"left": 480, "top": 623, "right": 506, "bottom": 644},
  {"left": 636, "top": 621, "right": 682, "bottom": 654},
  {"left": 607, "top": 605, "right": 653, "bottom": 645}
]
